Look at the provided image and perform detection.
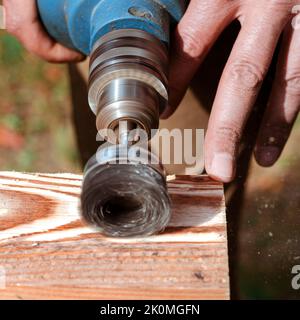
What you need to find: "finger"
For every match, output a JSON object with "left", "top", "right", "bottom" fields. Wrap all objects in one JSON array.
[
  {"left": 255, "top": 19, "right": 300, "bottom": 167},
  {"left": 205, "top": 5, "right": 289, "bottom": 182},
  {"left": 4, "top": 0, "right": 84, "bottom": 63},
  {"left": 161, "top": 0, "right": 238, "bottom": 119},
  {"left": 19, "top": 24, "right": 85, "bottom": 63}
]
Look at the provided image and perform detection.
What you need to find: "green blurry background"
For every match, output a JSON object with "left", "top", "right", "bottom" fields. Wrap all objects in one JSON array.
[
  {"left": 0, "top": 32, "right": 299, "bottom": 299},
  {"left": 0, "top": 32, "right": 81, "bottom": 172}
]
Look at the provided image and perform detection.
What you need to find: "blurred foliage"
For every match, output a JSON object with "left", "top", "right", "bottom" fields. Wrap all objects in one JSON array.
[
  {"left": 0, "top": 33, "right": 23, "bottom": 64},
  {"left": 0, "top": 32, "right": 81, "bottom": 172}
]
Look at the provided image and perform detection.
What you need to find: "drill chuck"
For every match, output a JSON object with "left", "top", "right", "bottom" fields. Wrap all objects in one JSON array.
[{"left": 88, "top": 29, "right": 169, "bottom": 136}]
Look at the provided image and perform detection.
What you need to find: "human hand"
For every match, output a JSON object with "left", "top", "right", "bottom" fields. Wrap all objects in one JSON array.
[
  {"left": 3, "top": 0, "right": 84, "bottom": 62},
  {"left": 163, "top": 0, "right": 300, "bottom": 182}
]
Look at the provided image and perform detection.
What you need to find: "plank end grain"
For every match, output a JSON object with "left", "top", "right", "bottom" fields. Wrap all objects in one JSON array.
[{"left": 0, "top": 172, "right": 229, "bottom": 300}]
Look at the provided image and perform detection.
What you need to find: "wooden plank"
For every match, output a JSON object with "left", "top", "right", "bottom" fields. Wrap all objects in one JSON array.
[{"left": 0, "top": 172, "right": 229, "bottom": 300}]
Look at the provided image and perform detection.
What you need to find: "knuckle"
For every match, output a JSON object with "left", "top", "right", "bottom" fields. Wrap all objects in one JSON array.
[
  {"left": 282, "top": 73, "right": 300, "bottom": 95},
  {"left": 262, "top": 0, "right": 290, "bottom": 11},
  {"left": 227, "top": 60, "right": 264, "bottom": 90},
  {"left": 268, "top": 0, "right": 293, "bottom": 8},
  {"left": 178, "top": 28, "right": 208, "bottom": 59}
]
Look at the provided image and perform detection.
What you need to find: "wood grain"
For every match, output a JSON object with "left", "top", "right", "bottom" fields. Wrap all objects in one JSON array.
[{"left": 0, "top": 172, "right": 229, "bottom": 300}]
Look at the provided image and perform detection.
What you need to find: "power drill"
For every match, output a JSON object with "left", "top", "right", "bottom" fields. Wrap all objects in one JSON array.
[{"left": 37, "top": 0, "right": 186, "bottom": 237}]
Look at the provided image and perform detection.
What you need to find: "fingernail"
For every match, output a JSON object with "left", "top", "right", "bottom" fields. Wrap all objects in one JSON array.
[
  {"left": 210, "top": 152, "right": 235, "bottom": 182},
  {"left": 255, "top": 146, "right": 280, "bottom": 167}
]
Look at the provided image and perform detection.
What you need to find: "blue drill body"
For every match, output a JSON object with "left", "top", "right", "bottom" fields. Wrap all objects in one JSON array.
[{"left": 37, "top": 0, "right": 186, "bottom": 55}]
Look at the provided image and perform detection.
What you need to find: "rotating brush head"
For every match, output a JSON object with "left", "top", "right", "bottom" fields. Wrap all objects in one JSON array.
[{"left": 81, "top": 148, "right": 171, "bottom": 237}]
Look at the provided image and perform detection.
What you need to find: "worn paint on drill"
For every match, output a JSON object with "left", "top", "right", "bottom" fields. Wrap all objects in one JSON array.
[{"left": 37, "top": 0, "right": 186, "bottom": 55}]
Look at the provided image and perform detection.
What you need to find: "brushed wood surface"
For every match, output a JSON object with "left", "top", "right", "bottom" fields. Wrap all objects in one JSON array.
[{"left": 0, "top": 172, "right": 229, "bottom": 299}]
